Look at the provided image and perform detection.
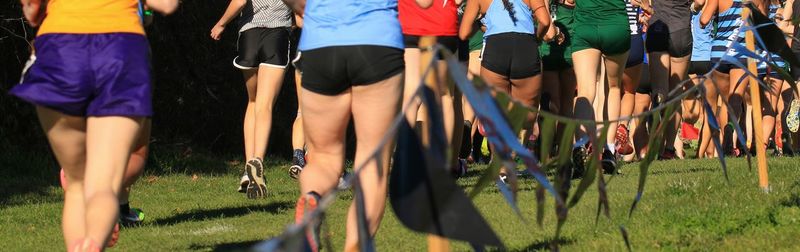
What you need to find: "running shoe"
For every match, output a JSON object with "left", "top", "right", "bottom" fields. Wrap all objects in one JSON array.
[
  {"left": 659, "top": 147, "right": 678, "bottom": 160},
  {"left": 571, "top": 146, "right": 588, "bottom": 179},
  {"left": 782, "top": 132, "right": 795, "bottom": 156},
  {"left": 295, "top": 192, "right": 322, "bottom": 252},
  {"left": 237, "top": 174, "right": 249, "bottom": 193},
  {"left": 451, "top": 159, "right": 468, "bottom": 178},
  {"left": 615, "top": 124, "right": 634, "bottom": 155},
  {"left": 120, "top": 208, "right": 145, "bottom": 227},
  {"left": 107, "top": 223, "right": 120, "bottom": 248},
  {"left": 289, "top": 149, "right": 306, "bottom": 180},
  {"left": 601, "top": 149, "right": 617, "bottom": 174},
  {"left": 245, "top": 158, "right": 267, "bottom": 199},
  {"left": 788, "top": 98, "right": 800, "bottom": 133},
  {"left": 337, "top": 172, "right": 351, "bottom": 190}
]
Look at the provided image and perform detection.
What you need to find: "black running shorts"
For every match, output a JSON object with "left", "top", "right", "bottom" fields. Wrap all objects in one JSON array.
[
  {"left": 645, "top": 21, "right": 692, "bottom": 58},
  {"left": 626, "top": 34, "right": 645, "bottom": 68},
  {"left": 235, "top": 27, "right": 291, "bottom": 69},
  {"left": 300, "top": 45, "right": 404, "bottom": 96},
  {"left": 481, "top": 32, "right": 541, "bottom": 79},
  {"left": 688, "top": 61, "right": 712, "bottom": 75}
]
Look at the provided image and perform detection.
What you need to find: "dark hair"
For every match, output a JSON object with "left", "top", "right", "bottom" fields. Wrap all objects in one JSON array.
[{"left": 501, "top": 0, "right": 518, "bottom": 24}]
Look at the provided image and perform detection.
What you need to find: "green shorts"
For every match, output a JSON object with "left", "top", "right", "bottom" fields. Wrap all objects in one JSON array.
[
  {"left": 571, "top": 24, "right": 631, "bottom": 56},
  {"left": 539, "top": 21, "right": 573, "bottom": 71}
]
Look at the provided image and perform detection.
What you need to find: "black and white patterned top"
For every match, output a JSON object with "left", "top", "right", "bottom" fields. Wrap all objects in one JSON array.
[
  {"left": 625, "top": 0, "right": 640, "bottom": 35},
  {"left": 239, "top": 0, "right": 292, "bottom": 32}
]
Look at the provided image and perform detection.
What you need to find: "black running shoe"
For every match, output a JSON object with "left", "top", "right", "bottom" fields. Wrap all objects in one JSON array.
[
  {"left": 601, "top": 148, "right": 617, "bottom": 174},
  {"left": 246, "top": 158, "right": 267, "bottom": 199},
  {"left": 571, "top": 146, "right": 588, "bottom": 179},
  {"left": 289, "top": 149, "right": 306, "bottom": 179}
]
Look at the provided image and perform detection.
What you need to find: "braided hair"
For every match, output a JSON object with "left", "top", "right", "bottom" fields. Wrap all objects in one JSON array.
[{"left": 500, "top": 0, "right": 519, "bottom": 24}]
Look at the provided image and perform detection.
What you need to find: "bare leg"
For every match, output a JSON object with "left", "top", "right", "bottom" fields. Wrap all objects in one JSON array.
[
  {"left": 603, "top": 52, "right": 630, "bottom": 147},
  {"left": 83, "top": 115, "right": 141, "bottom": 245},
  {"left": 572, "top": 49, "right": 603, "bottom": 139},
  {"left": 344, "top": 73, "right": 403, "bottom": 251},
  {"left": 632, "top": 92, "right": 651, "bottom": 158},
  {"left": 621, "top": 64, "right": 642, "bottom": 160},
  {"left": 761, "top": 77, "right": 782, "bottom": 146},
  {"left": 665, "top": 56, "right": 691, "bottom": 152},
  {"left": 713, "top": 70, "right": 731, "bottom": 152},
  {"left": 728, "top": 68, "right": 749, "bottom": 151},
  {"left": 253, "top": 65, "right": 286, "bottom": 159},
  {"left": 37, "top": 107, "right": 87, "bottom": 248},
  {"left": 242, "top": 69, "right": 258, "bottom": 159},
  {"left": 119, "top": 119, "right": 150, "bottom": 205},
  {"left": 403, "top": 48, "right": 422, "bottom": 124},
  {"left": 292, "top": 70, "right": 305, "bottom": 150}
]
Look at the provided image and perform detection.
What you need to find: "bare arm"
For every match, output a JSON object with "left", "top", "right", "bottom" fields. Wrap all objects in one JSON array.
[
  {"left": 529, "top": 0, "right": 551, "bottom": 41},
  {"left": 699, "top": 0, "right": 717, "bottom": 27},
  {"left": 294, "top": 13, "right": 303, "bottom": 28},
  {"left": 282, "top": 0, "right": 306, "bottom": 15},
  {"left": 417, "top": 0, "right": 433, "bottom": 8},
  {"left": 459, "top": 0, "right": 480, "bottom": 40},
  {"left": 20, "top": 0, "right": 46, "bottom": 27},
  {"left": 210, "top": 0, "right": 247, "bottom": 40},
  {"left": 146, "top": 0, "right": 179, "bottom": 15}
]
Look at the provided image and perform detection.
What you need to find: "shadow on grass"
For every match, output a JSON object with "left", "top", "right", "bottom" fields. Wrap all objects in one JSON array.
[
  {"left": 149, "top": 200, "right": 293, "bottom": 226},
  {"left": 501, "top": 237, "right": 574, "bottom": 251},
  {"left": 648, "top": 166, "right": 717, "bottom": 176},
  {"left": 189, "top": 239, "right": 262, "bottom": 251}
]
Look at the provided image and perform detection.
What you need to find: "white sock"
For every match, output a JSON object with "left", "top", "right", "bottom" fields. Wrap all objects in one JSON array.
[{"left": 607, "top": 143, "right": 616, "bottom": 154}]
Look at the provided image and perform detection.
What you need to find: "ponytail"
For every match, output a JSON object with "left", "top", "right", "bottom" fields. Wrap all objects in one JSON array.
[{"left": 500, "top": 0, "right": 519, "bottom": 24}]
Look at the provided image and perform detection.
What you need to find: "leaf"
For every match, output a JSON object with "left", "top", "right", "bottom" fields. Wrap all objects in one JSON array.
[
  {"left": 620, "top": 225, "right": 632, "bottom": 252},
  {"left": 390, "top": 120, "right": 504, "bottom": 248},
  {"left": 593, "top": 123, "right": 613, "bottom": 222},
  {"left": 703, "top": 101, "right": 730, "bottom": 182},
  {"left": 353, "top": 177, "right": 375, "bottom": 252},
  {"left": 470, "top": 153, "right": 503, "bottom": 198},
  {"left": 629, "top": 103, "right": 675, "bottom": 218},
  {"left": 539, "top": 117, "right": 557, "bottom": 166}
]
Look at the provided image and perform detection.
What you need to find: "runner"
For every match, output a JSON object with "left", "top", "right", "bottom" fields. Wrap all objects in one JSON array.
[
  {"left": 11, "top": 0, "right": 177, "bottom": 250},
  {"left": 646, "top": 0, "right": 693, "bottom": 160},
  {"left": 289, "top": 13, "right": 306, "bottom": 179},
  {"left": 617, "top": 0, "right": 647, "bottom": 159},
  {"left": 460, "top": 0, "right": 552, "bottom": 180},
  {"left": 400, "top": 0, "right": 467, "bottom": 176},
  {"left": 568, "top": 0, "right": 634, "bottom": 173},
  {"left": 538, "top": 0, "right": 577, "bottom": 164},
  {"left": 284, "top": 0, "right": 405, "bottom": 250},
  {"left": 689, "top": 0, "right": 718, "bottom": 159},
  {"left": 210, "top": 0, "right": 293, "bottom": 199},
  {"left": 701, "top": 0, "right": 765, "bottom": 156}
]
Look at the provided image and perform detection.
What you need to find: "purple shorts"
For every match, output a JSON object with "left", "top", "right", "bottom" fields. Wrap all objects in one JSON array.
[{"left": 10, "top": 33, "right": 153, "bottom": 117}]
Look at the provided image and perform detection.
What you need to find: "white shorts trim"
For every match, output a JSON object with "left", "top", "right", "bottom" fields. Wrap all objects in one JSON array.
[{"left": 233, "top": 57, "right": 258, "bottom": 70}]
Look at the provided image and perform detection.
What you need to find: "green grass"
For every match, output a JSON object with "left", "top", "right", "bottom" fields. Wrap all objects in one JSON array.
[{"left": 2, "top": 149, "right": 800, "bottom": 251}]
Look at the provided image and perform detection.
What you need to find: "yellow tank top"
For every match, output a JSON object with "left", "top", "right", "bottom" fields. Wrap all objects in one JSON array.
[{"left": 38, "top": 0, "right": 145, "bottom": 35}]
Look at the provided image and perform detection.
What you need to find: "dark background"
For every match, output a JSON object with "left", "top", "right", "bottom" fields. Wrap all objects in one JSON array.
[{"left": 1, "top": 1, "right": 304, "bottom": 159}]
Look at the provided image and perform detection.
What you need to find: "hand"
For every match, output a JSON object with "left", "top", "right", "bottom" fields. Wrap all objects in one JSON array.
[
  {"left": 562, "top": 0, "right": 575, "bottom": 7},
  {"left": 20, "top": 0, "right": 46, "bottom": 27},
  {"left": 210, "top": 24, "right": 225, "bottom": 40},
  {"left": 544, "top": 24, "right": 557, "bottom": 43}
]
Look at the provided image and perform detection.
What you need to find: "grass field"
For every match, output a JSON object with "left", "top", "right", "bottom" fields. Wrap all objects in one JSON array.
[{"left": 2, "top": 148, "right": 800, "bottom": 251}]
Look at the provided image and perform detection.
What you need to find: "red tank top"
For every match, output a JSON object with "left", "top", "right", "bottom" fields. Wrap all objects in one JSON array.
[{"left": 399, "top": 0, "right": 458, "bottom": 36}]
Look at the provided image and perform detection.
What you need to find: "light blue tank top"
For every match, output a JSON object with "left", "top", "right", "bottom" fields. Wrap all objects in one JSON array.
[
  {"left": 482, "top": 0, "right": 535, "bottom": 37},
  {"left": 299, "top": 0, "right": 404, "bottom": 50},
  {"left": 691, "top": 11, "right": 712, "bottom": 61}
]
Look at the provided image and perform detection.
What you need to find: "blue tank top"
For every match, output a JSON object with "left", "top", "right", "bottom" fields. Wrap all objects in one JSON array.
[
  {"left": 710, "top": 0, "right": 746, "bottom": 62},
  {"left": 691, "top": 11, "right": 713, "bottom": 61},
  {"left": 482, "top": 0, "right": 535, "bottom": 37},
  {"left": 299, "top": 0, "right": 404, "bottom": 51}
]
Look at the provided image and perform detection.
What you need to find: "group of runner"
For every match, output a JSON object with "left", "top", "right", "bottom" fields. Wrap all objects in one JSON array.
[{"left": 10, "top": 0, "right": 800, "bottom": 251}]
